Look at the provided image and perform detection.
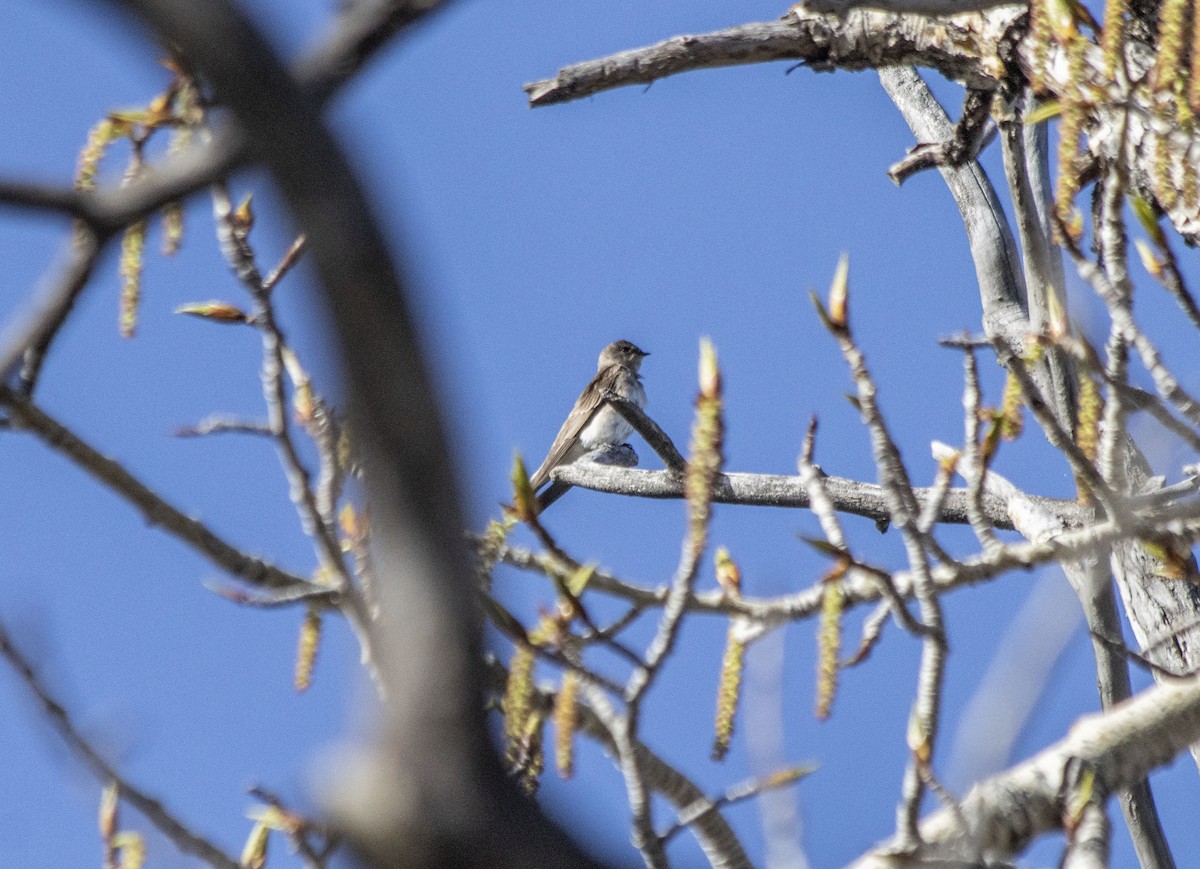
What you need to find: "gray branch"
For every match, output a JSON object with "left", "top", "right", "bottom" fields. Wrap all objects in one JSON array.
[
  {"left": 551, "top": 462, "right": 1088, "bottom": 531},
  {"left": 847, "top": 674, "right": 1200, "bottom": 867},
  {"left": 524, "top": 12, "right": 1022, "bottom": 107}
]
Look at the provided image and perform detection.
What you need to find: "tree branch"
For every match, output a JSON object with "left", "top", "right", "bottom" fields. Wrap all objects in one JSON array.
[
  {"left": 0, "top": 387, "right": 315, "bottom": 594},
  {"left": 524, "top": 11, "right": 1022, "bottom": 107},
  {"left": 551, "top": 462, "right": 1085, "bottom": 530},
  {"left": 113, "top": 2, "right": 606, "bottom": 867},
  {"left": 848, "top": 673, "right": 1200, "bottom": 866},
  {"left": 0, "top": 619, "right": 240, "bottom": 869}
]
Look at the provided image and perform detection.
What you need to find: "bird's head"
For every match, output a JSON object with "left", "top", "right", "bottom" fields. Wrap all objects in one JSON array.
[{"left": 599, "top": 340, "right": 649, "bottom": 372}]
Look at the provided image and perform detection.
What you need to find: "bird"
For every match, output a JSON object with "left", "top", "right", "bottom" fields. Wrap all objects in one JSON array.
[{"left": 529, "top": 339, "right": 649, "bottom": 494}]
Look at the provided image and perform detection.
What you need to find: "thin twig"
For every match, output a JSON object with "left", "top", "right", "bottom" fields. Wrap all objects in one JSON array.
[
  {"left": 0, "top": 387, "right": 314, "bottom": 592},
  {"left": 888, "top": 88, "right": 996, "bottom": 184},
  {"left": 658, "top": 765, "right": 815, "bottom": 845},
  {"left": 959, "top": 348, "right": 1002, "bottom": 554},
  {"left": 493, "top": 493, "right": 1200, "bottom": 625},
  {"left": 0, "top": 619, "right": 240, "bottom": 869}
]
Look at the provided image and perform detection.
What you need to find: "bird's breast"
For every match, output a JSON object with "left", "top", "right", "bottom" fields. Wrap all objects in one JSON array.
[{"left": 578, "top": 372, "right": 645, "bottom": 450}]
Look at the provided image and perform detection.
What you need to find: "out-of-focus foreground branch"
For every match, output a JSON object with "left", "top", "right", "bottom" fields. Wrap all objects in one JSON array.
[{"left": 111, "top": 1, "right": 606, "bottom": 867}]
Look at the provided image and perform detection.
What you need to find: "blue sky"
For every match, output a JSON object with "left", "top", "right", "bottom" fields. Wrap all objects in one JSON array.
[{"left": 2, "top": 1, "right": 1198, "bottom": 867}]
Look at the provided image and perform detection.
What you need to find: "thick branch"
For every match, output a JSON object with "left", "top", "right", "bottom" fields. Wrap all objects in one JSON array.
[
  {"left": 848, "top": 673, "right": 1200, "bottom": 866},
  {"left": 524, "top": 12, "right": 1022, "bottom": 107},
  {"left": 551, "top": 463, "right": 1086, "bottom": 530}
]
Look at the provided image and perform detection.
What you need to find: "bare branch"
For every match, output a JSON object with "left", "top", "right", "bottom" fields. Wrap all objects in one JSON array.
[
  {"left": 0, "top": 619, "right": 240, "bottom": 869},
  {"left": 524, "top": 12, "right": 1020, "bottom": 107},
  {"left": 551, "top": 463, "right": 1086, "bottom": 530},
  {"left": 849, "top": 673, "right": 1200, "bottom": 866},
  {"left": 887, "top": 87, "right": 996, "bottom": 184},
  {"left": 0, "top": 387, "right": 314, "bottom": 593},
  {"left": 880, "top": 67, "right": 1031, "bottom": 352}
]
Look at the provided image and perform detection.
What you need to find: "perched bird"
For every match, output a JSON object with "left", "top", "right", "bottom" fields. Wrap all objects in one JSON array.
[{"left": 529, "top": 339, "right": 649, "bottom": 493}]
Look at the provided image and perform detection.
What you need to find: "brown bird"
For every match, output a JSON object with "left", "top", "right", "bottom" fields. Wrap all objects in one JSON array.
[{"left": 529, "top": 339, "right": 649, "bottom": 492}]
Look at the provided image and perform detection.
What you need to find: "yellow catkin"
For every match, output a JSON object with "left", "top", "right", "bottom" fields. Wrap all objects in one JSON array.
[
  {"left": 554, "top": 670, "right": 579, "bottom": 778},
  {"left": 1054, "top": 36, "right": 1088, "bottom": 238},
  {"left": 1075, "top": 375, "right": 1103, "bottom": 462},
  {"left": 815, "top": 578, "right": 844, "bottom": 721},
  {"left": 517, "top": 710, "right": 545, "bottom": 794},
  {"left": 998, "top": 371, "right": 1026, "bottom": 440},
  {"left": 294, "top": 606, "right": 321, "bottom": 692},
  {"left": 712, "top": 630, "right": 746, "bottom": 760},
  {"left": 161, "top": 200, "right": 184, "bottom": 256},
  {"left": 1100, "top": 0, "right": 1128, "bottom": 80},
  {"left": 1183, "top": 146, "right": 1199, "bottom": 209},
  {"left": 1155, "top": 132, "right": 1179, "bottom": 209},
  {"left": 118, "top": 219, "right": 147, "bottom": 339},
  {"left": 1191, "top": 0, "right": 1200, "bottom": 113},
  {"left": 76, "top": 118, "right": 119, "bottom": 190},
  {"left": 1155, "top": 0, "right": 1190, "bottom": 93},
  {"left": 503, "top": 644, "right": 536, "bottom": 760},
  {"left": 1029, "top": 0, "right": 1051, "bottom": 90}
]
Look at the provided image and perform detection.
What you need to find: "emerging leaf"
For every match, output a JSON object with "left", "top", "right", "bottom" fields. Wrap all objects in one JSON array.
[
  {"left": 112, "top": 832, "right": 146, "bottom": 869},
  {"left": 715, "top": 546, "right": 741, "bottom": 596},
  {"left": 1134, "top": 239, "right": 1163, "bottom": 278},
  {"left": 98, "top": 781, "right": 119, "bottom": 840},
  {"left": 1023, "top": 100, "right": 1062, "bottom": 125},
  {"left": 827, "top": 253, "right": 850, "bottom": 328},
  {"left": 174, "top": 301, "right": 250, "bottom": 324},
  {"left": 510, "top": 453, "right": 537, "bottom": 522},
  {"left": 240, "top": 820, "right": 270, "bottom": 869}
]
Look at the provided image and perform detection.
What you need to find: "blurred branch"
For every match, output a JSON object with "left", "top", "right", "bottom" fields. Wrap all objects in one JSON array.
[
  {"left": 293, "top": 0, "right": 457, "bottom": 104},
  {"left": 0, "top": 386, "right": 316, "bottom": 594},
  {"left": 0, "top": 0, "right": 449, "bottom": 395},
  {"left": 114, "top": 1, "right": 606, "bottom": 867},
  {"left": 0, "top": 618, "right": 240, "bottom": 869},
  {"left": 0, "top": 227, "right": 102, "bottom": 391}
]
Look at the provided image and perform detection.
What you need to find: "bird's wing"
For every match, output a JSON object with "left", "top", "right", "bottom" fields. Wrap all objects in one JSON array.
[{"left": 529, "top": 367, "right": 614, "bottom": 490}]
